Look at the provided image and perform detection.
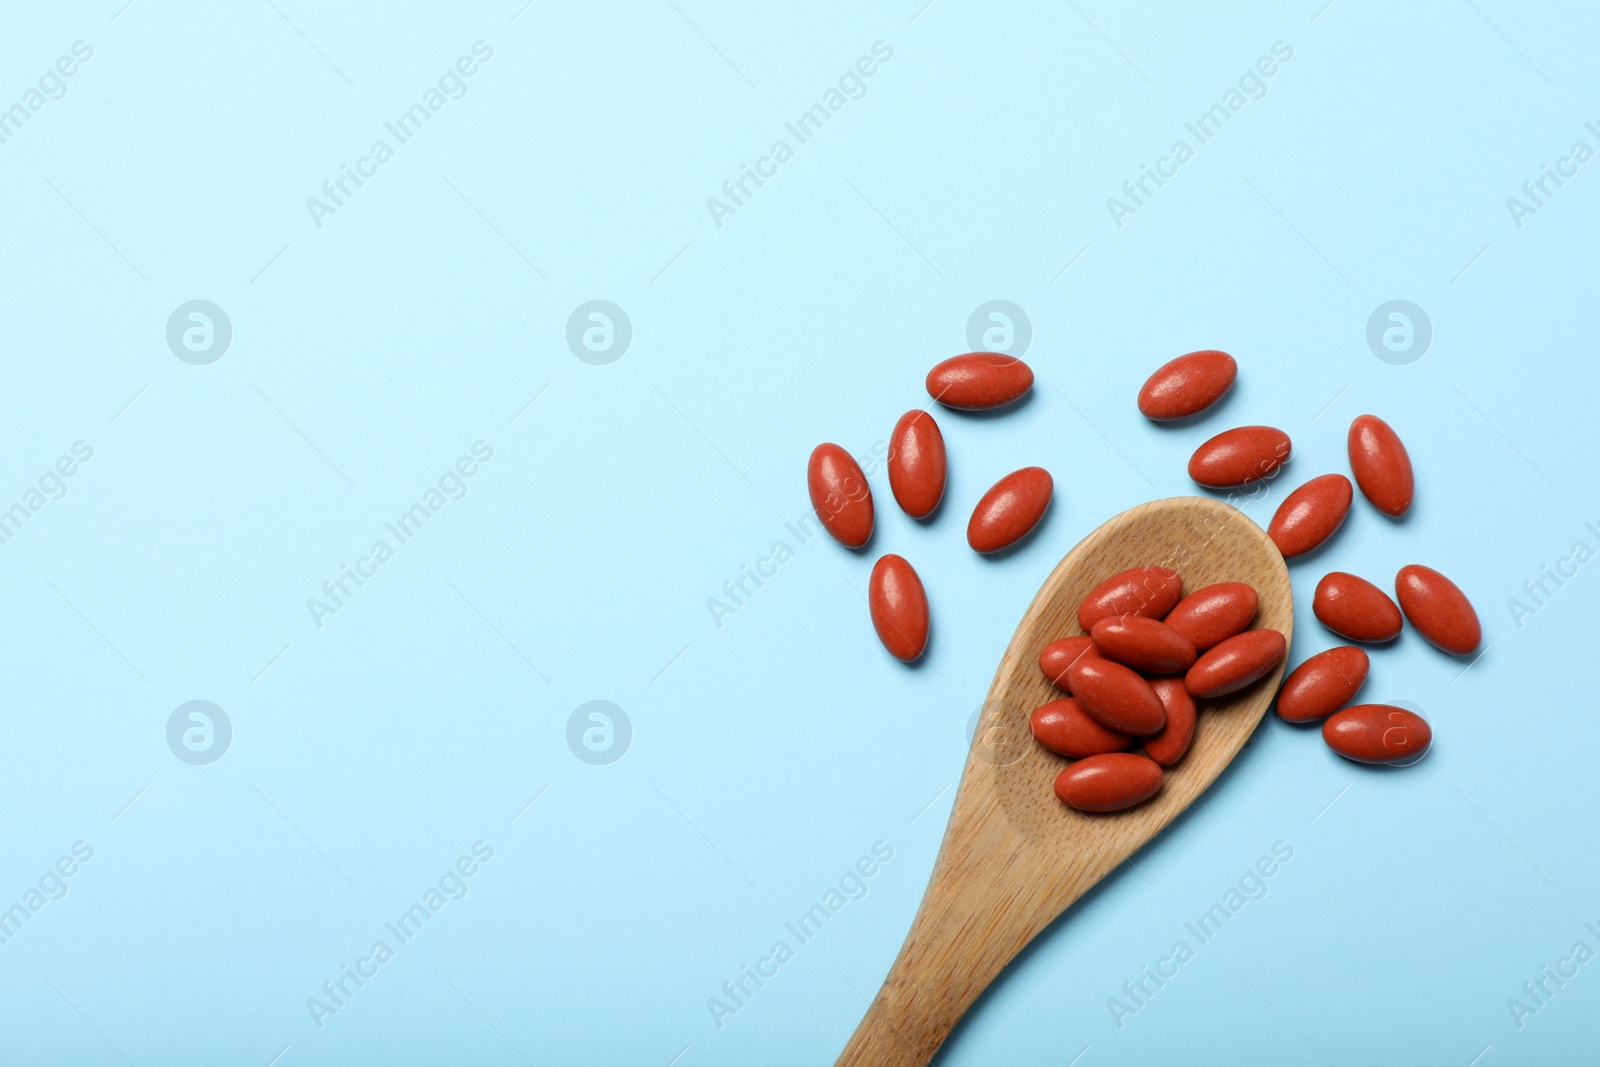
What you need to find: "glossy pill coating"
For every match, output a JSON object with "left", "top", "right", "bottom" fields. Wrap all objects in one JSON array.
[
  {"left": 1185, "top": 629, "right": 1286, "bottom": 699},
  {"left": 807, "top": 443, "right": 873, "bottom": 548},
  {"left": 1395, "top": 564, "right": 1481, "bottom": 655},
  {"left": 1276, "top": 646, "right": 1369, "bottom": 723},
  {"left": 1054, "top": 753, "right": 1164, "bottom": 812},
  {"left": 1313, "top": 572, "right": 1403, "bottom": 642},
  {"left": 1187, "top": 426, "right": 1293, "bottom": 488},
  {"left": 1090, "top": 616, "right": 1197, "bottom": 675},
  {"left": 886, "top": 410, "right": 946, "bottom": 519},
  {"left": 967, "top": 467, "right": 1053, "bottom": 554},
  {"left": 1039, "top": 636, "right": 1100, "bottom": 691},
  {"left": 1030, "top": 699, "right": 1131, "bottom": 758},
  {"left": 868, "top": 554, "right": 929, "bottom": 662},
  {"left": 1162, "top": 582, "right": 1258, "bottom": 651},
  {"left": 1348, "top": 415, "right": 1413, "bottom": 517},
  {"left": 1137, "top": 350, "right": 1238, "bottom": 421},
  {"left": 925, "top": 353, "right": 1034, "bottom": 411},
  {"left": 1143, "top": 679, "right": 1198, "bottom": 767},
  {"left": 1067, "top": 658, "right": 1167, "bottom": 736},
  {"left": 1269, "top": 474, "right": 1353, "bottom": 559},
  {"left": 1322, "top": 704, "right": 1432, "bottom": 765},
  {"left": 1077, "top": 566, "right": 1184, "bottom": 632}
]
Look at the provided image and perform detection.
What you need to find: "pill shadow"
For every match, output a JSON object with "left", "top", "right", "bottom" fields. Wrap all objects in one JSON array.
[
  {"left": 1307, "top": 622, "right": 1404, "bottom": 655},
  {"left": 931, "top": 389, "right": 1036, "bottom": 421},
  {"left": 1377, "top": 500, "right": 1417, "bottom": 528},
  {"left": 973, "top": 500, "right": 1057, "bottom": 563},
  {"left": 1142, "top": 382, "right": 1242, "bottom": 431},
  {"left": 878, "top": 614, "right": 939, "bottom": 671},
  {"left": 1190, "top": 467, "right": 1294, "bottom": 515},
  {"left": 1273, "top": 715, "right": 1435, "bottom": 771},
  {"left": 908, "top": 482, "right": 948, "bottom": 527},
  {"left": 1280, "top": 523, "right": 1346, "bottom": 569}
]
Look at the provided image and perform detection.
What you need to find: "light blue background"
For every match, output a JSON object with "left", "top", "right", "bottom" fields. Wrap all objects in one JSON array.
[{"left": 1, "top": 0, "right": 1596, "bottom": 1063}]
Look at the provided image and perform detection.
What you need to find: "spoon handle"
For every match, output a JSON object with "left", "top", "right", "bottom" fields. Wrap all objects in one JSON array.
[{"left": 836, "top": 823, "right": 1074, "bottom": 1065}]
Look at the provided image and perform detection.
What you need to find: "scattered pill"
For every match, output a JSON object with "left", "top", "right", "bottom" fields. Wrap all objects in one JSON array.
[
  {"left": 967, "top": 466, "right": 1053, "bottom": 554},
  {"left": 1348, "top": 414, "right": 1413, "bottom": 517},
  {"left": 1322, "top": 704, "right": 1431, "bottom": 765},
  {"left": 1067, "top": 657, "right": 1167, "bottom": 737},
  {"left": 807, "top": 443, "right": 874, "bottom": 548},
  {"left": 1185, "top": 629, "right": 1286, "bottom": 698},
  {"left": 868, "top": 554, "right": 929, "bottom": 662},
  {"left": 1187, "top": 426, "right": 1292, "bottom": 488},
  {"left": 1275, "top": 646, "right": 1369, "bottom": 723},
  {"left": 925, "top": 353, "right": 1034, "bottom": 411},
  {"left": 1395, "top": 564, "right": 1481, "bottom": 655},
  {"left": 1077, "top": 566, "right": 1184, "bottom": 632},
  {"left": 887, "top": 410, "right": 947, "bottom": 520},
  {"left": 1039, "top": 636, "right": 1100, "bottom": 691},
  {"left": 1030, "top": 698, "right": 1132, "bottom": 758},
  {"left": 1143, "top": 679, "right": 1198, "bottom": 767},
  {"left": 1137, "top": 350, "right": 1238, "bottom": 421},
  {"left": 1091, "top": 616, "right": 1197, "bottom": 675},
  {"left": 1313, "top": 571, "right": 1403, "bottom": 642},
  {"left": 1268, "top": 473, "right": 1353, "bottom": 559},
  {"left": 1162, "top": 582, "right": 1258, "bottom": 651},
  {"left": 1054, "top": 752, "right": 1164, "bottom": 812}
]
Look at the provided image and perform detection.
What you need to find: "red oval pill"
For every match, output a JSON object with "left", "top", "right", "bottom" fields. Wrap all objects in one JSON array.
[
  {"left": 1395, "top": 564, "right": 1481, "bottom": 655},
  {"left": 1039, "top": 636, "right": 1100, "bottom": 691},
  {"left": 1313, "top": 571, "right": 1403, "bottom": 642},
  {"left": 1187, "top": 426, "right": 1292, "bottom": 488},
  {"left": 1269, "top": 474, "right": 1353, "bottom": 559},
  {"left": 1067, "top": 658, "right": 1167, "bottom": 736},
  {"left": 1091, "top": 616, "right": 1197, "bottom": 675},
  {"left": 1143, "top": 679, "right": 1198, "bottom": 767},
  {"left": 1276, "top": 645, "right": 1369, "bottom": 723},
  {"left": 1077, "top": 566, "right": 1184, "bottom": 632},
  {"left": 1348, "top": 414, "right": 1413, "bottom": 516},
  {"left": 925, "top": 353, "right": 1034, "bottom": 411},
  {"left": 1163, "top": 582, "right": 1258, "bottom": 651},
  {"left": 1030, "top": 698, "right": 1131, "bottom": 758},
  {"left": 967, "top": 466, "right": 1052, "bottom": 553},
  {"left": 868, "top": 554, "right": 928, "bottom": 662},
  {"left": 807, "top": 443, "right": 873, "bottom": 548},
  {"left": 1185, "top": 629, "right": 1286, "bottom": 698},
  {"left": 887, "top": 410, "right": 946, "bottom": 519},
  {"left": 1322, "top": 704, "right": 1431, "bottom": 765},
  {"left": 1054, "top": 752, "right": 1164, "bottom": 812},
  {"left": 1137, "top": 350, "right": 1238, "bottom": 421}
]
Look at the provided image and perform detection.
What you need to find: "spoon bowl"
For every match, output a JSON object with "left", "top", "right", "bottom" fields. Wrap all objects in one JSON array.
[{"left": 836, "top": 496, "right": 1292, "bottom": 1065}]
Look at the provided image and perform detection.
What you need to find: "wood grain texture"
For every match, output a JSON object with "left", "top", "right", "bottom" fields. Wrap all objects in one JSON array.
[{"left": 836, "top": 496, "right": 1292, "bottom": 1066}]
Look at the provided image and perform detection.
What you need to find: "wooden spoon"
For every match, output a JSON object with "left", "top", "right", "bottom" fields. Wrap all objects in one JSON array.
[{"left": 835, "top": 496, "right": 1292, "bottom": 1065}]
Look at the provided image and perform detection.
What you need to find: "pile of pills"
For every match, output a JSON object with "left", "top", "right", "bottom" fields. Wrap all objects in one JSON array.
[
  {"left": 1038, "top": 566, "right": 1285, "bottom": 811},
  {"left": 806, "top": 349, "right": 1480, "bottom": 811}
]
